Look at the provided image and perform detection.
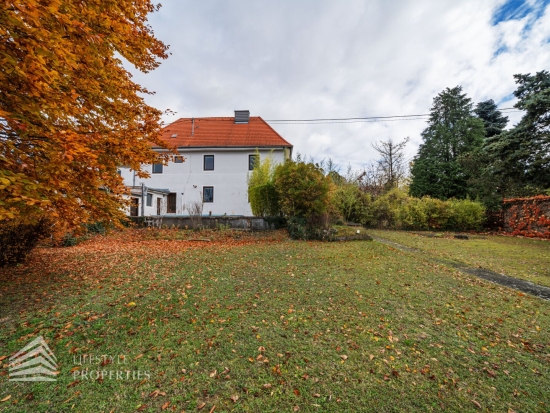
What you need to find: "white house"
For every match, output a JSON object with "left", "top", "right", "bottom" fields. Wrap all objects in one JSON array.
[{"left": 120, "top": 110, "right": 292, "bottom": 217}]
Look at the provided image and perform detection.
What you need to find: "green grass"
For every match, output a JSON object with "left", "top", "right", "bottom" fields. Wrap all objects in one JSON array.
[
  {"left": 368, "top": 229, "right": 550, "bottom": 288},
  {"left": 0, "top": 229, "right": 549, "bottom": 412}
]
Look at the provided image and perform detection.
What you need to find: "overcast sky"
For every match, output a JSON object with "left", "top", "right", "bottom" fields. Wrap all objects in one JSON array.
[{"left": 129, "top": 0, "right": 550, "bottom": 170}]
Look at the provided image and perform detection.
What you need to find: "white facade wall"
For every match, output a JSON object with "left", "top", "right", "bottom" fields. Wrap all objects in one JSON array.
[
  {"left": 120, "top": 148, "right": 287, "bottom": 216},
  {"left": 121, "top": 192, "right": 167, "bottom": 216}
]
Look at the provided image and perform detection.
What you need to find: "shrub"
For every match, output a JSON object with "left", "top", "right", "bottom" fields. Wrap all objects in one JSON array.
[
  {"left": 287, "top": 214, "right": 332, "bottom": 240},
  {"left": 272, "top": 160, "right": 334, "bottom": 240},
  {"left": 0, "top": 218, "right": 51, "bottom": 266},
  {"left": 333, "top": 183, "right": 372, "bottom": 224},
  {"left": 369, "top": 188, "right": 408, "bottom": 228},
  {"left": 264, "top": 215, "right": 287, "bottom": 229},
  {"left": 422, "top": 197, "right": 452, "bottom": 229},
  {"left": 364, "top": 188, "right": 486, "bottom": 231},
  {"left": 61, "top": 233, "right": 79, "bottom": 247},
  {"left": 401, "top": 197, "right": 428, "bottom": 229},
  {"left": 85, "top": 221, "right": 107, "bottom": 235},
  {"left": 448, "top": 199, "right": 486, "bottom": 231},
  {"left": 248, "top": 182, "right": 280, "bottom": 216},
  {"left": 274, "top": 161, "right": 333, "bottom": 219},
  {"left": 248, "top": 153, "right": 281, "bottom": 216}
]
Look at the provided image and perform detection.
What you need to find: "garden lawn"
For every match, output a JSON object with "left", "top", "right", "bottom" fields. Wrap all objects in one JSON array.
[
  {"left": 368, "top": 229, "right": 550, "bottom": 288},
  {"left": 0, "top": 228, "right": 549, "bottom": 412}
]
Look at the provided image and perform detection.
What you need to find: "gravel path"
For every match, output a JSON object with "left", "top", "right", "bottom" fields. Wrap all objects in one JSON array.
[{"left": 371, "top": 235, "right": 550, "bottom": 301}]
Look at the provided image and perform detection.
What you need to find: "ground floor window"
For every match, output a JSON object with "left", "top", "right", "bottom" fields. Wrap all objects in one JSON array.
[
  {"left": 203, "top": 186, "right": 214, "bottom": 203},
  {"left": 146, "top": 193, "right": 153, "bottom": 207}
]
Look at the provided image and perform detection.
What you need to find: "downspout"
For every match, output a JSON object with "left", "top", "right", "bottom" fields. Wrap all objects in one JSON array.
[
  {"left": 192, "top": 117, "right": 195, "bottom": 136},
  {"left": 141, "top": 183, "right": 145, "bottom": 217}
]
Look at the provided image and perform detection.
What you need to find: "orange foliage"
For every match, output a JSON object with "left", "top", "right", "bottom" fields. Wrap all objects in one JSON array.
[
  {"left": 503, "top": 196, "right": 550, "bottom": 239},
  {"left": 0, "top": 0, "right": 171, "bottom": 227}
]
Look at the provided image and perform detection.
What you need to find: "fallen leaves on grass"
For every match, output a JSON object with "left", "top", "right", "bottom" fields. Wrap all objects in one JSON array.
[{"left": 63, "top": 391, "right": 81, "bottom": 404}]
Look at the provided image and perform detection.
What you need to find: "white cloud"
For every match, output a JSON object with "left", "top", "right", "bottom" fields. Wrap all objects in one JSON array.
[{"left": 128, "top": 0, "right": 550, "bottom": 169}]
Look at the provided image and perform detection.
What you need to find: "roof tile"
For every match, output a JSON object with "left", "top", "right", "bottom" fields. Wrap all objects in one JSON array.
[{"left": 156, "top": 117, "right": 292, "bottom": 148}]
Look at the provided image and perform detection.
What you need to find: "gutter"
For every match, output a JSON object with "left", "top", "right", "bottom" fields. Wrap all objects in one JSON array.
[{"left": 151, "top": 146, "right": 292, "bottom": 153}]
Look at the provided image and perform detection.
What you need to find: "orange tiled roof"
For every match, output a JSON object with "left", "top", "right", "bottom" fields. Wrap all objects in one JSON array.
[{"left": 155, "top": 117, "right": 292, "bottom": 149}]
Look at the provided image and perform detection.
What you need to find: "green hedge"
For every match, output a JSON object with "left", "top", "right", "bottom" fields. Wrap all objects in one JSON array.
[
  {"left": 248, "top": 182, "right": 280, "bottom": 217},
  {"left": 367, "top": 189, "right": 486, "bottom": 231}
]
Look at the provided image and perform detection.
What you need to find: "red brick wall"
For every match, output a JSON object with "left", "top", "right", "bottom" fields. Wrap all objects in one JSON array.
[{"left": 503, "top": 196, "right": 550, "bottom": 238}]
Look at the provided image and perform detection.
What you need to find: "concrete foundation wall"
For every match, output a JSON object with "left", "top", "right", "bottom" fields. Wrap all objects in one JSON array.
[{"left": 132, "top": 216, "right": 274, "bottom": 230}]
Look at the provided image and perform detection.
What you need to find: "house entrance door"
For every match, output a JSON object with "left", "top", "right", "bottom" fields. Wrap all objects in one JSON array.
[
  {"left": 167, "top": 193, "right": 176, "bottom": 213},
  {"left": 130, "top": 198, "right": 139, "bottom": 217}
]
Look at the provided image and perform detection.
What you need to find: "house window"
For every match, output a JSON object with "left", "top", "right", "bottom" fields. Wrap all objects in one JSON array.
[
  {"left": 249, "top": 154, "right": 259, "bottom": 170},
  {"left": 203, "top": 186, "right": 214, "bottom": 203},
  {"left": 204, "top": 155, "right": 214, "bottom": 171},
  {"left": 174, "top": 156, "right": 184, "bottom": 163},
  {"left": 152, "top": 163, "right": 163, "bottom": 173},
  {"left": 146, "top": 193, "right": 153, "bottom": 207},
  {"left": 117, "top": 169, "right": 122, "bottom": 175}
]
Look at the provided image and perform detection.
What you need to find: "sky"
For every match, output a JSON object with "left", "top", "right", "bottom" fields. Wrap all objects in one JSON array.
[{"left": 128, "top": 0, "right": 550, "bottom": 170}]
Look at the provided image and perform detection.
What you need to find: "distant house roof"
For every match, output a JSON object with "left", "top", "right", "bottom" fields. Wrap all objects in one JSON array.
[{"left": 155, "top": 117, "right": 292, "bottom": 149}]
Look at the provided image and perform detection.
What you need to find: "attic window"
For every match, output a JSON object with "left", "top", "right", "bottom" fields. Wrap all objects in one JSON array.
[{"left": 171, "top": 134, "right": 178, "bottom": 138}]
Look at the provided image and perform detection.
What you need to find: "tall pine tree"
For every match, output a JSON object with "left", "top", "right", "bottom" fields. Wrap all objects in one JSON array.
[
  {"left": 474, "top": 100, "right": 508, "bottom": 137},
  {"left": 457, "top": 100, "right": 509, "bottom": 210},
  {"left": 486, "top": 71, "right": 550, "bottom": 192},
  {"left": 410, "top": 86, "right": 485, "bottom": 199}
]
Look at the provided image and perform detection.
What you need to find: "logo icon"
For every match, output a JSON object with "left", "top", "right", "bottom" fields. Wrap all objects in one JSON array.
[{"left": 9, "top": 336, "right": 58, "bottom": 382}]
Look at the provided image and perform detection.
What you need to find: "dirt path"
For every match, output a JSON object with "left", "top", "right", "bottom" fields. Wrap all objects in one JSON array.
[{"left": 371, "top": 235, "right": 550, "bottom": 301}]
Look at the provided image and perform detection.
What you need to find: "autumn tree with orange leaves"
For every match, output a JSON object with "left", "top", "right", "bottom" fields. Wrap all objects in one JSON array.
[{"left": 0, "top": 0, "right": 170, "bottom": 228}]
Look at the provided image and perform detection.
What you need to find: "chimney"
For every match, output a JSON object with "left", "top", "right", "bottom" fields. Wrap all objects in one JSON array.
[{"left": 234, "top": 110, "right": 250, "bottom": 124}]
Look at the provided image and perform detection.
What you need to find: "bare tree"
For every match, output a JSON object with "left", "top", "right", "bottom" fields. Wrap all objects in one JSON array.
[
  {"left": 371, "top": 137, "right": 410, "bottom": 190},
  {"left": 357, "top": 160, "right": 386, "bottom": 197},
  {"left": 185, "top": 200, "right": 204, "bottom": 229},
  {"left": 154, "top": 197, "right": 168, "bottom": 228}
]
